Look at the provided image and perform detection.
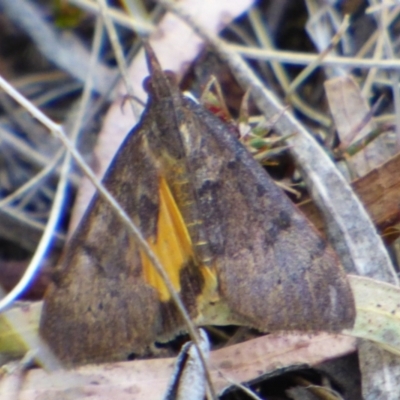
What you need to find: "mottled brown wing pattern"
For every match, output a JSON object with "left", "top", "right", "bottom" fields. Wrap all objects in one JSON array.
[
  {"left": 40, "top": 116, "right": 208, "bottom": 364},
  {"left": 175, "top": 100, "right": 355, "bottom": 331},
  {"left": 40, "top": 122, "right": 159, "bottom": 364},
  {"left": 40, "top": 44, "right": 355, "bottom": 366}
]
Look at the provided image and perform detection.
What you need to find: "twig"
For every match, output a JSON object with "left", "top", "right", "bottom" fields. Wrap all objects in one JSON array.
[
  {"left": 0, "top": 150, "right": 64, "bottom": 209},
  {"left": 0, "top": 16, "right": 104, "bottom": 312},
  {"left": 286, "top": 14, "right": 350, "bottom": 96},
  {"left": 69, "top": 0, "right": 153, "bottom": 33},
  {"left": 228, "top": 43, "right": 400, "bottom": 70},
  {"left": 95, "top": 0, "right": 141, "bottom": 118},
  {"left": 1, "top": 0, "right": 115, "bottom": 95},
  {"left": 247, "top": 7, "right": 331, "bottom": 127}
]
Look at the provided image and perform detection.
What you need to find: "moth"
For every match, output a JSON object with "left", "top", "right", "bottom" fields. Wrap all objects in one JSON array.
[{"left": 40, "top": 44, "right": 355, "bottom": 365}]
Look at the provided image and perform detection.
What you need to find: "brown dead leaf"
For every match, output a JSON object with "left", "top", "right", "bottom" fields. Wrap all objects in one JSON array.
[
  {"left": 300, "top": 151, "right": 400, "bottom": 235},
  {"left": 324, "top": 76, "right": 391, "bottom": 178},
  {"left": 0, "top": 333, "right": 356, "bottom": 400}
]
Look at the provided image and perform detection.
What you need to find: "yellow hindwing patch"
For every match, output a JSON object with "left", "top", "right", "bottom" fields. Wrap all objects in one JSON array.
[{"left": 141, "top": 177, "right": 217, "bottom": 303}]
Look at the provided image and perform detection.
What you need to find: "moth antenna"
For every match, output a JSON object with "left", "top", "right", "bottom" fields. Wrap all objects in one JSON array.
[
  {"left": 142, "top": 41, "right": 161, "bottom": 73},
  {"left": 141, "top": 41, "right": 175, "bottom": 100}
]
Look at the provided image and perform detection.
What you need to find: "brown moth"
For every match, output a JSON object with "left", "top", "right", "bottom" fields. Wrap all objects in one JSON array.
[{"left": 40, "top": 44, "right": 355, "bottom": 365}]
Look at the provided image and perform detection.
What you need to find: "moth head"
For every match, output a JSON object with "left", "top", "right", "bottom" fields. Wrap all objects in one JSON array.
[
  {"left": 142, "top": 41, "right": 180, "bottom": 100},
  {"left": 143, "top": 70, "right": 177, "bottom": 96}
]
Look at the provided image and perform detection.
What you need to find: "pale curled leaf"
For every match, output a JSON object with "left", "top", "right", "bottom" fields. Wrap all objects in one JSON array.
[
  {"left": 0, "top": 301, "right": 60, "bottom": 370},
  {"left": 346, "top": 275, "right": 400, "bottom": 356},
  {"left": 0, "top": 302, "right": 41, "bottom": 357},
  {"left": 349, "top": 272, "right": 400, "bottom": 399}
]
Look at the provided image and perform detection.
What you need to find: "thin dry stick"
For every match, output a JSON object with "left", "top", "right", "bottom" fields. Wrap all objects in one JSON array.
[
  {"left": 96, "top": 0, "right": 140, "bottom": 119},
  {"left": 363, "top": 5, "right": 400, "bottom": 149},
  {"left": 227, "top": 43, "right": 400, "bottom": 69},
  {"left": 361, "top": 12, "right": 386, "bottom": 97},
  {"left": 0, "top": 18, "right": 105, "bottom": 312},
  {"left": 286, "top": 14, "right": 350, "bottom": 96},
  {"left": 247, "top": 7, "right": 331, "bottom": 127},
  {"left": 0, "top": 125, "right": 55, "bottom": 168},
  {"left": 357, "top": 6, "right": 400, "bottom": 59},
  {"left": 0, "top": 204, "right": 65, "bottom": 241},
  {"left": 1, "top": 0, "right": 114, "bottom": 95},
  {"left": 367, "top": 2, "right": 398, "bottom": 14},
  {"left": 70, "top": 0, "right": 153, "bottom": 33},
  {"left": 228, "top": 384, "right": 263, "bottom": 400},
  {"left": 11, "top": 70, "right": 67, "bottom": 89},
  {"left": 381, "top": 9, "right": 400, "bottom": 150},
  {"left": 391, "top": 75, "right": 400, "bottom": 152},
  {"left": 0, "top": 123, "right": 78, "bottom": 186},
  {"left": 33, "top": 81, "right": 83, "bottom": 108},
  {"left": 0, "top": 149, "right": 64, "bottom": 209}
]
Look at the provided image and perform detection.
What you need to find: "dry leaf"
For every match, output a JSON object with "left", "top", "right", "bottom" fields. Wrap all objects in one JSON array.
[
  {"left": 325, "top": 75, "right": 390, "bottom": 178},
  {"left": 4, "top": 275, "right": 400, "bottom": 397},
  {"left": 346, "top": 275, "right": 400, "bottom": 355},
  {"left": 300, "top": 151, "right": 400, "bottom": 235},
  {"left": 0, "top": 333, "right": 356, "bottom": 400}
]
